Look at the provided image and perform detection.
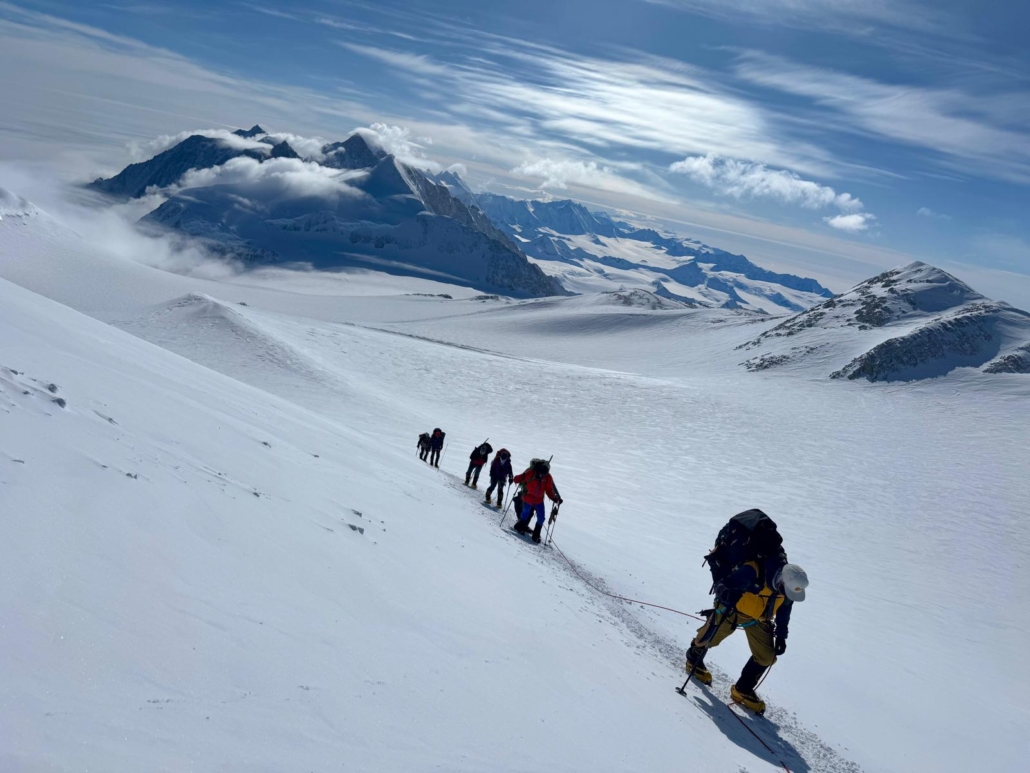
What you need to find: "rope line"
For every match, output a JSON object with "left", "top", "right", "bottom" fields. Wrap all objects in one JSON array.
[{"left": 548, "top": 537, "right": 706, "bottom": 622}]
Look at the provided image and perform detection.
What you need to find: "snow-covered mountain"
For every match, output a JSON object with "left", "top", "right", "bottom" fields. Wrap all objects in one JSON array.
[
  {"left": 737, "top": 262, "right": 1030, "bottom": 380},
  {"left": 88, "top": 128, "right": 565, "bottom": 298},
  {"left": 433, "top": 182, "right": 832, "bottom": 314}
]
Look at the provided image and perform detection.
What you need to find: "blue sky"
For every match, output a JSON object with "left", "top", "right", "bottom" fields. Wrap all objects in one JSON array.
[{"left": 1, "top": 0, "right": 1029, "bottom": 298}]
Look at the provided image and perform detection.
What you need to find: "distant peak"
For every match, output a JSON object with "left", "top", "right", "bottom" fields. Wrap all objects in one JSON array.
[
  {"left": 233, "top": 125, "right": 266, "bottom": 138},
  {"left": 269, "top": 140, "right": 299, "bottom": 159}
]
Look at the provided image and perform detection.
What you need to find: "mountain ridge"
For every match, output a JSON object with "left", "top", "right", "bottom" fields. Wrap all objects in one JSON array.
[
  {"left": 738, "top": 261, "right": 1030, "bottom": 380},
  {"left": 90, "top": 129, "right": 566, "bottom": 298},
  {"left": 433, "top": 182, "right": 834, "bottom": 313}
]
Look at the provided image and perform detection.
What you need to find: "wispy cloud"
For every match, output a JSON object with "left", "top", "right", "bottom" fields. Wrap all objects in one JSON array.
[
  {"left": 339, "top": 40, "right": 840, "bottom": 179},
  {"left": 824, "top": 213, "right": 876, "bottom": 232},
  {"left": 317, "top": 15, "right": 418, "bottom": 41},
  {"left": 734, "top": 51, "right": 1030, "bottom": 183},
  {"left": 242, "top": 5, "right": 301, "bottom": 22},
  {"left": 642, "top": 0, "right": 958, "bottom": 37},
  {"left": 670, "top": 154, "right": 863, "bottom": 211},
  {"left": 916, "top": 206, "right": 951, "bottom": 221}
]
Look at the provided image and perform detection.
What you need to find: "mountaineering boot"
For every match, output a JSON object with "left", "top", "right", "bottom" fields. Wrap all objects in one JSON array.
[
  {"left": 471, "top": 482, "right": 478, "bottom": 490},
  {"left": 484, "top": 492, "right": 492, "bottom": 504},
  {"left": 731, "top": 657, "right": 768, "bottom": 713},
  {"left": 730, "top": 684, "right": 766, "bottom": 714},
  {"left": 464, "top": 473, "right": 470, "bottom": 486},
  {"left": 532, "top": 522, "right": 543, "bottom": 543},
  {"left": 684, "top": 646, "right": 713, "bottom": 686},
  {"left": 514, "top": 519, "right": 529, "bottom": 534}
]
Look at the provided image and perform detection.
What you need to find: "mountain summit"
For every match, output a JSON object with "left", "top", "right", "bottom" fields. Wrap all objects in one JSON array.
[
  {"left": 96, "top": 125, "right": 564, "bottom": 297},
  {"left": 738, "top": 262, "right": 1030, "bottom": 380}
]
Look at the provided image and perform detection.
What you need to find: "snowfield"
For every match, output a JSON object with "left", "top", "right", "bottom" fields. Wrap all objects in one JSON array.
[{"left": 2, "top": 191, "right": 1029, "bottom": 773}]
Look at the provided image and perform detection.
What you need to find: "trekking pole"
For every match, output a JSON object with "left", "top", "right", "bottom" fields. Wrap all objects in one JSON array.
[
  {"left": 498, "top": 494, "right": 514, "bottom": 527},
  {"left": 439, "top": 441, "right": 448, "bottom": 467},
  {"left": 545, "top": 503, "right": 560, "bottom": 545},
  {"left": 677, "top": 608, "right": 725, "bottom": 694}
]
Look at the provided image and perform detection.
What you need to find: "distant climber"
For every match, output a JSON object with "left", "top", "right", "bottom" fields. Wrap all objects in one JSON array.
[
  {"left": 685, "top": 509, "right": 808, "bottom": 714},
  {"left": 429, "top": 428, "right": 446, "bottom": 468},
  {"left": 465, "top": 441, "right": 493, "bottom": 488},
  {"left": 484, "top": 448, "right": 513, "bottom": 507},
  {"left": 417, "top": 432, "right": 431, "bottom": 462},
  {"left": 512, "top": 459, "right": 562, "bottom": 543}
]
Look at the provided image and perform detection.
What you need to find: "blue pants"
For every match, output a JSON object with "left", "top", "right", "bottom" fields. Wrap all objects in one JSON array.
[{"left": 519, "top": 502, "right": 546, "bottom": 528}]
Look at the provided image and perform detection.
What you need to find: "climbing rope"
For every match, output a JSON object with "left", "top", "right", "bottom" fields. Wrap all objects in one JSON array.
[{"left": 548, "top": 537, "right": 706, "bottom": 621}]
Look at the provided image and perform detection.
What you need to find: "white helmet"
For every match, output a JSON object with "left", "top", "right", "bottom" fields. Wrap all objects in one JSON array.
[{"left": 778, "top": 563, "right": 809, "bottom": 602}]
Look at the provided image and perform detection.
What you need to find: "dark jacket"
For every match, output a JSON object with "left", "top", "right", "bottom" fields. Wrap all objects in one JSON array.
[
  {"left": 430, "top": 430, "right": 446, "bottom": 450},
  {"left": 468, "top": 443, "right": 493, "bottom": 467},
  {"left": 714, "top": 556, "right": 793, "bottom": 639},
  {"left": 490, "top": 451, "right": 513, "bottom": 482},
  {"left": 417, "top": 433, "right": 431, "bottom": 449}
]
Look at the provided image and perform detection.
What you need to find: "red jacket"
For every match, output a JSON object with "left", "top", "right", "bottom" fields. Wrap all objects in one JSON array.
[{"left": 513, "top": 470, "right": 559, "bottom": 505}]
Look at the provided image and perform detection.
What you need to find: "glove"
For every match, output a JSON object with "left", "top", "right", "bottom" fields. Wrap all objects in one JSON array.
[
  {"left": 556, "top": 497, "right": 563, "bottom": 505},
  {"left": 774, "top": 637, "right": 787, "bottom": 656}
]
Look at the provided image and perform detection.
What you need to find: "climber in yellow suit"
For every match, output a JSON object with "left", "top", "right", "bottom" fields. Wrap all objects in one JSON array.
[{"left": 686, "top": 559, "right": 809, "bottom": 713}]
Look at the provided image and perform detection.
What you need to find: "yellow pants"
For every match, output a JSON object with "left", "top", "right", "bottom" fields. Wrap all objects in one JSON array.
[{"left": 692, "top": 613, "right": 777, "bottom": 667}]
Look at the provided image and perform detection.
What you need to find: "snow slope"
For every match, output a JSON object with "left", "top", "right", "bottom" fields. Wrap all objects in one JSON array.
[
  {"left": 2, "top": 272, "right": 871, "bottom": 773},
  {"left": 2, "top": 192, "right": 1029, "bottom": 772}
]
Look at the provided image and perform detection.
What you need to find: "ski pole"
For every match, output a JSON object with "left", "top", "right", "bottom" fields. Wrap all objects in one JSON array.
[
  {"left": 677, "top": 608, "right": 726, "bottom": 694},
  {"left": 439, "top": 441, "right": 448, "bottom": 467}
]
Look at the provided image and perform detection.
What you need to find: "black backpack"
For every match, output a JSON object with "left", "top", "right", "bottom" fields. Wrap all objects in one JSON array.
[{"left": 704, "top": 509, "right": 786, "bottom": 591}]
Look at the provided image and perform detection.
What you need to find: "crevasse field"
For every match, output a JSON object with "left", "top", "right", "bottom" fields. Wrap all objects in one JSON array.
[{"left": 2, "top": 203, "right": 1028, "bottom": 773}]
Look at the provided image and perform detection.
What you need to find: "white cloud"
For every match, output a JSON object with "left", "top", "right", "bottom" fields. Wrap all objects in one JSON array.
[
  {"left": 512, "top": 159, "right": 612, "bottom": 190},
  {"left": 128, "top": 129, "right": 271, "bottom": 161},
  {"left": 176, "top": 156, "right": 363, "bottom": 201},
  {"left": 824, "top": 213, "right": 876, "bottom": 232},
  {"left": 0, "top": 159, "right": 243, "bottom": 279},
  {"left": 355, "top": 123, "right": 439, "bottom": 170},
  {"left": 510, "top": 157, "right": 669, "bottom": 202},
  {"left": 917, "top": 206, "right": 952, "bottom": 221},
  {"left": 670, "top": 154, "right": 863, "bottom": 211}
]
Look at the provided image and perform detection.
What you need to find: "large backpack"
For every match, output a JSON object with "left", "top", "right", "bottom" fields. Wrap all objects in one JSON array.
[{"left": 704, "top": 509, "right": 786, "bottom": 591}]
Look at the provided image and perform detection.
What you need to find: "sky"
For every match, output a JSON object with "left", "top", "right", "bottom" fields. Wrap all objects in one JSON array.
[{"left": 1, "top": 0, "right": 1029, "bottom": 300}]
